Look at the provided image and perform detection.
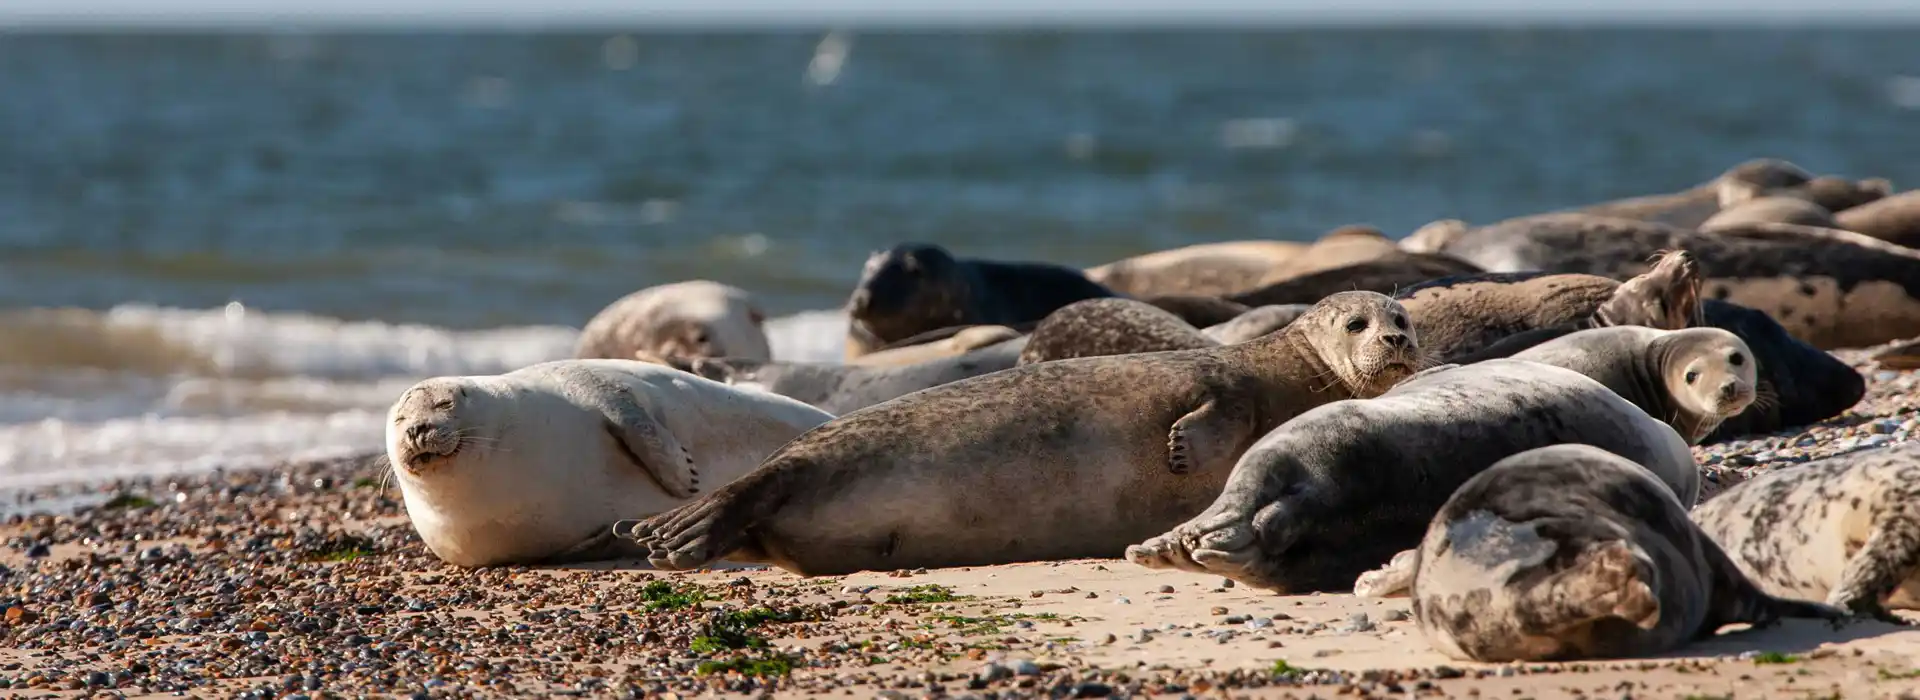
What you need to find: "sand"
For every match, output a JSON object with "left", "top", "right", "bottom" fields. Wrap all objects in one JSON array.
[{"left": 1, "top": 350, "right": 1919, "bottom": 698}]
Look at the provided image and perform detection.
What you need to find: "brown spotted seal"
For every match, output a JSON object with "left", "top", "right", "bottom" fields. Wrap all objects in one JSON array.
[
  {"left": 614, "top": 291, "right": 1423, "bottom": 575},
  {"left": 1509, "top": 327, "right": 1757, "bottom": 445},
  {"left": 1401, "top": 444, "right": 1845, "bottom": 662},
  {"left": 1692, "top": 443, "right": 1920, "bottom": 623},
  {"left": 1126, "top": 359, "right": 1700, "bottom": 593},
  {"left": 844, "top": 242, "right": 1118, "bottom": 360},
  {"left": 575, "top": 281, "right": 770, "bottom": 362},
  {"left": 1414, "top": 213, "right": 1920, "bottom": 349},
  {"left": 1836, "top": 190, "right": 1920, "bottom": 249},
  {"left": 385, "top": 359, "right": 834, "bottom": 568}
]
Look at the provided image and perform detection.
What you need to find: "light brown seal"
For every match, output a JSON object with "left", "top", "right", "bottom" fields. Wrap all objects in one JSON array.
[
  {"left": 1125, "top": 359, "right": 1701, "bottom": 593},
  {"left": 1202, "top": 305, "right": 1312, "bottom": 344},
  {"left": 575, "top": 280, "right": 770, "bottom": 362},
  {"left": 1017, "top": 298, "right": 1215, "bottom": 365},
  {"left": 1700, "top": 196, "right": 1836, "bottom": 231},
  {"left": 844, "top": 242, "right": 1118, "bottom": 361},
  {"left": 1509, "top": 327, "right": 1757, "bottom": 445},
  {"left": 614, "top": 291, "right": 1423, "bottom": 575},
  {"left": 385, "top": 359, "right": 834, "bottom": 568},
  {"left": 1085, "top": 240, "right": 1305, "bottom": 298},
  {"left": 1836, "top": 190, "right": 1920, "bottom": 249},
  {"left": 1691, "top": 443, "right": 1920, "bottom": 622},
  {"left": 1400, "top": 444, "right": 1845, "bottom": 662},
  {"left": 846, "top": 325, "right": 1022, "bottom": 367}
]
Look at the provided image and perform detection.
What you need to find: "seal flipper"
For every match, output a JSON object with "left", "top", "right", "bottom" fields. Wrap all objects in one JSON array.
[
  {"left": 1166, "top": 399, "right": 1254, "bottom": 475},
  {"left": 621, "top": 460, "right": 798, "bottom": 572},
  {"left": 602, "top": 402, "right": 701, "bottom": 499},
  {"left": 1517, "top": 541, "right": 1662, "bottom": 634},
  {"left": 1353, "top": 549, "right": 1419, "bottom": 598},
  {"left": 1824, "top": 520, "right": 1920, "bottom": 625},
  {"left": 1700, "top": 535, "right": 1849, "bottom": 634}
]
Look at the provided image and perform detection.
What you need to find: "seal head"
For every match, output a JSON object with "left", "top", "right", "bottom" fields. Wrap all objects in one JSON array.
[{"left": 575, "top": 280, "right": 770, "bottom": 363}]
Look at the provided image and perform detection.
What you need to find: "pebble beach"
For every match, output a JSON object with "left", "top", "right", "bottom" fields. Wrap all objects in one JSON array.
[{"left": 1, "top": 348, "right": 1917, "bottom": 699}]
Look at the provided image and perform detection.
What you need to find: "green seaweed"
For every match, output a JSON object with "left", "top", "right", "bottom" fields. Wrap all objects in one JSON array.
[
  {"left": 884, "top": 584, "right": 964, "bottom": 604},
  {"left": 695, "top": 653, "right": 795, "bottom": 677},
  {"left": 639, "top": 580, "right": 710, "bottom": 611},
  {"left": 1750, "top": 651, "right": 1800, "bottom": 665},
  {"left": 100, "top": 494, "right": 157, "bottom": 510}
]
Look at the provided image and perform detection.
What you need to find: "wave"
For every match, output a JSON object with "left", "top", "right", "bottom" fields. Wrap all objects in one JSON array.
[{"left": 0, "top": 303, "right": 852, "bottom": 488}]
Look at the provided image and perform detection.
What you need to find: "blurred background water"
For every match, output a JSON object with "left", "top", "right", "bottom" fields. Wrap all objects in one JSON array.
[{"left": 3, "top": 28, "right": 1920, "bottom": 487}]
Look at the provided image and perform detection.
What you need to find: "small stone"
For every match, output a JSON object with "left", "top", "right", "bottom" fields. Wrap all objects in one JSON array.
[
  {"left": 23, "top": 544, "right": 48, "bottom": 559},
  {"left": 86, "top": 672, "right": 109, "bottom": 688},
  {"left": 1014, "top": 620, "right": 1034, "bottom": 629},
  {"left": 1751, "top": 451, "right": 1777, "bottom": 463},
  {"left": 1012, "top": 659, "right": 1041, "bottom": 676},
  {"left": 1220, "top": 579, "right": 1235, "bottom": 588},
  {"left": 1100, "top": 633, "right": 1117, "bottom": 645},
  {"left": 1246, "top": 617, "right": 1274, "bottom": 630},
  {"left": 1223, "top": 615, "right": 1248, "bottom": 625},
  {"left": 1133, "top": 629, "right": 1154, "bottom": 643},
  {"left": 1113, "top": 596, "right": 1131, "bottom": 605},
  {"left": 975, "top": 663, "right": 1012, "bottom": 683},
  {"left": 1156, "top": 585, "right": 1175, "bottom": 594},
  {"left": 1210, "top": 606, "right": 1229, "bottom": 615},
  {"left": 1433, "top": 665, "right": 1464, "bottom": 679},
  {"left": 1383, "top": 610, "right": 1410, "bottom": 622},
  {"left": 1341, "top": 613, "right": 1376, "bottom": 633},
  {"left": 1073, "top": 682, "right": 1114, "bottom": 697},
  {"left": 1084, "top": 592, "right": 1098, "bottom": 599}
]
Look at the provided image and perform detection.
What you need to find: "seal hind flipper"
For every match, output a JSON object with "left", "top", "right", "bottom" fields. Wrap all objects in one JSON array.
[
  {"left": 1825, "top": 520, "right": 1920, "bottom": 625},
  {"left": 1166, "top": 399, "right": 1254, "bottom": 475},
  {"left": 1700, "top": 534, "right": 1850, "bottom": 634},
  {"left": 622, "top": 462, "right": 797, "bottom": 571},
  {"left": 1353, "top": 549, "right": 1419, "bottom": 598},
  {"left": 602, "top": 407, "right": 701, "bottom": 499},
  {"left": 1522, "top": 540, "right": 1662, "bottom": 634}
]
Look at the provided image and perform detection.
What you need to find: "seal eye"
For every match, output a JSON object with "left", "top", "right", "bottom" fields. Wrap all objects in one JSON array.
[
  {"left": 433, "top": 400, "right": 454, "bottom": 410},
  {"left": 1684, "top": 370, "right": 1700, "bottom": 384},
  {"left": 1393, "top": 316, "right": 1408, "bottom": 331},
  {"left": 1344, "top": 317, "right": 1368, "bottom": 334},
  {"left": 1729, "top": 352, "right": 1745, "bottom": 367}
]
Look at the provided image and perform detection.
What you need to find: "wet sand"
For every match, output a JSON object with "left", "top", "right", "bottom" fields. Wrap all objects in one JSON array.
[{"left": 3, "top": 350, "right": 1920, "bottom": 698}]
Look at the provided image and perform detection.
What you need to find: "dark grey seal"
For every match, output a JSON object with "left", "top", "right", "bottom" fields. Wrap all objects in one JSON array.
[
  {"left": 1510, "top": 327, "right": 1758, "bottom": 445},
  {"left": 615, "top": 292, "right": 1424, "bottom": 576},
  {"left": 844, "top": 242, "right": 1118, "bottom": 360},
  {"left": 1126, "top": 359, "right": 1699, "bottom": 593}
]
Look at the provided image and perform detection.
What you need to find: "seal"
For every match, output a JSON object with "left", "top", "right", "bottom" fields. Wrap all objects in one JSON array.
[
  {"left": 1202, "top": 305, "right": 1312, "bottom": 344},
  {"left": 1836, "top": 190, "right": 1920, "bottom": 249},
  {"left": 1398, "top": 444, "right": 1846, "bottom": 662},
  {"left": 1508, "top": 327, "right": 1757, "bottom": 445},
  {"left": 1085, "top": 240, "right": 1306, "bottom": 298},
  {"left": 614, "top": 291, "right": 1424, "bottom": 575},
  {"left": 1691, "top": 443, "right": 1920, "bottom": 622},
  {"left": 1018, "top": 298, "right": 1215, "bottom": 365},
  {"left": 1124, "top": 359, "right": 1700, "bottom": 593},
  {"left": 1700, "top": 196, "right": 1836, "bottom": 231},
  {"left": 1416, "top": 213, "right": 1920, "bottom": 349},
  {"left": 846, "top": 325, "right": 1022, "bottom": 367},
  {"left": 844, "top": 242, "right": 1118, "bottom": 361},
  {"left": 384, "top": 359, "right": 835, "bottom": 568},
  {"left": 575, "top": 280, "right": 770, "bottom": 363},
  {"left": 1225, "top": 252, "right": 1484, "bottom": 308},
  {"left": 1558, "top": 158, "right": 1814, "bottom": 228},
  {"left": 1394, "top": 250, "right": 1702, "bottom": 363},
  {"left": 682, "top": 338, "right": 1028, "bottom": 415}
]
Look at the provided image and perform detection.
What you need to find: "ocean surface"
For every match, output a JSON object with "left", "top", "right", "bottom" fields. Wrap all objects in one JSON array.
[{"left": 3, "top": 28, "right": 1920, "bottom": 488}]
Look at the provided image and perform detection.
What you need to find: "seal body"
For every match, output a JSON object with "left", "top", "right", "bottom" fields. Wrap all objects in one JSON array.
[
  {"left": 685, "top": 339, "right": 1028, "bottom": 415},
  {"left": 844, "top": 242, "right": 1117, "bottom": 360},
  {"left": 1701, "top": 196, "right": 1836, "bottom": 231},
  {"left": 1086, "top": 240, "right": 1305, "bottom": 298},
  {"left": 1409, "top": 444, "right": 1843, "bottom": 662},
  {"left": 1226, "top": 253, "right": 1484, "bottom": 308},
  {"left": 1557, "top": 158, "right": 1814, "bottom": 228},
  {"left": 846, "top": 325, "right": 1022, "bottom": 367},
  {"left": 1836, "top": 190, "right": 1920, "bottom": 249},
  {"left": 575, "top": 281, "right": 770, "bottom": 362},
  {"left": 1126, "top": 360, "right": 1700, "bottom": 593},
  {"left": 1426, "top": 214, "right": 1920, "bottom": 349},
  {"left": 385, "top": 359, "right": 834, "bottom": 568},
  {"left": 1510, "top": 327, "right": 1757, "bottom": 445},
  {"left": 1395, "top": 250, "right": 1701, "bottom": 362},
  {"left": 618, "top": 292, "right": 1424, "bottom": 576},
  {"left": 1018, "top": 298, "right": 1215, "bottom": 365},
  {"left": 1691, "top": 444, "right": 1920, "bottom": 620},
  {"left": 1203, "top": 305, "right": 1312, "bottom": 344}
]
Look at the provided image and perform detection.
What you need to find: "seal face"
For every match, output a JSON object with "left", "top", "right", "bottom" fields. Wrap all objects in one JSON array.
[
  {"left": 1405, "top": 444, "right": 1844, "bottom": 662},
  {"left": 844, "top": 243, "right": 1118, "bottom": 360},
  {"left": 1125, "top": 359, "right": 1701, "bottom": 593},
  {"left": 1691, "top": 443, "right": 1920, "bottom": 622},
  {"left": 1511, "top": 327, "right": 1758, "bottom": 445},
  {"left": 575, "top": 280, "right": 769, "bottom": 363},
  {"left": 615, "top": 291, "right": 1422, "bottom": 576},
  {"left": 1428, "top": 213, "right": 1920, "bottom": 349},
  {"left": 385, "top": 359, "right": 833, "bottom": 568},
  {"left": 1018, "top": 298, "right": 1215, "bottom": 365}
]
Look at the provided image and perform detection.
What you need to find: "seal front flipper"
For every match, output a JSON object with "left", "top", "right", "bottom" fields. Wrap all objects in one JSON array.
[
  {"left": 602, "top": 398, "right": 700, "bottom": 499},
  {"left": 1824, "top": 520, "right": 1920, "bottom": 626},
  {"left": 1166, "top": 398, "right": 1254, "bottom": 475},
  {"left": 1353, "top": 549, "right": 1419, "bottom": 598}
]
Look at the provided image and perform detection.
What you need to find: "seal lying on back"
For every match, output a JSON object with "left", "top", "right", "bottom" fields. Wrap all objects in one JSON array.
[
  {"left": 683, "top": 338, "right": 1027, "bottom": 415},
  {"left": 1412, "top": 213, "right": 1920, "bottom": 349},
  {"left": 1018, "top": 298, "right": 1215, "bottom": 365},
  {"left": 1404, "top": 444, "right": 1845, "bottom": 662},
  {"left": 1836, "top": 190, "right": 1920, "bottom": 249},
  {"left": 844, "top": 242, "right": 1117, "bottom": 361},
  {"left": 1126, "top": 359, "right": 1699, "bottom": 593},
  {"left": 575, "top": 281, "right": 770, "bottom": 362},
  {"left": 616, "top": 292, "right": 1423, "bottom": 575},
  {"left": 1510, "top": 327, "right": 1757, "bottom": 445},
  {"left": 385, "top": 359, "right": 834, "bottom": 568},
  {"left": 1395, "top": 250, "right": 1701, "bottom": 362},
  {"left": 1086, "top": 240, "right": 1306, "bottom": 298},
  {"left": 1692, "top": 443, "right": 1920, "bottom": 622}
]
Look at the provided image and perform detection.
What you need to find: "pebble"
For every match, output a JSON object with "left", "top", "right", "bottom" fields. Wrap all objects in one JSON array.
[
  {"left": 1012, "top": 660, "right": 1042, "bottom": 676},
  {"left": 1341, "top": 613, "right": 1376, "bottom": 633},
  {"left": 1246, "top": 617, "right": 1274, "bottom": 630},
  {"left": 1383, "top": 610, "right": 1411, "bottom": 622},
  {"left": 1156, "top": 585, "right": 1175, "bottom": 593}
]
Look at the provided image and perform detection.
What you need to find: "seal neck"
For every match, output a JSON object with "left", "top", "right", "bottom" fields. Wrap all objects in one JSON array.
[{"left": 1241, "top": 327, "right": 1358, "bottom": 404}]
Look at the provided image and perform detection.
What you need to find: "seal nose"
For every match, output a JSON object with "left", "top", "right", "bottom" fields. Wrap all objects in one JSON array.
[
  {"left": 407, "top": 422, "right": 436, "bottom": 442},
  {"left": 1718, "top": 381, "right": 1741, "bottom": 402},
  {"left": 1381, "top": 333, "right": 1411, "bottom": 349}
]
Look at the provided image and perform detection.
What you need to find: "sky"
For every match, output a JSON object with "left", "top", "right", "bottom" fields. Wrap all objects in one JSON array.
[{"left": 4, "top": 0, "right": 1919, "bottom": 27}]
